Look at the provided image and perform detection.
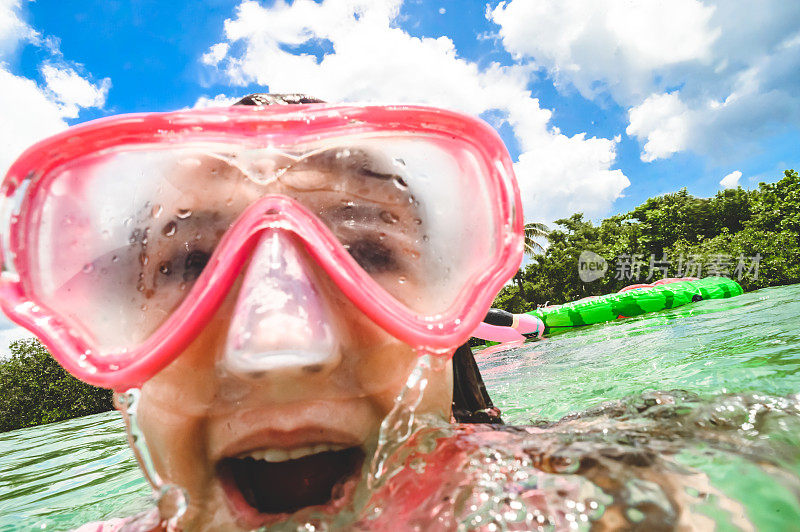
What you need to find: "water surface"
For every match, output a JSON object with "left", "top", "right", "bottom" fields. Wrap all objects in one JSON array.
[{"left": 2, "top": 284, "right": 799, "bottom": 530}]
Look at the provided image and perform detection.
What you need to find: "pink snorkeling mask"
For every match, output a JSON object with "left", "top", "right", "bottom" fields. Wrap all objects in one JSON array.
[{"left": 0, "top": 104, "right": 523, "bottom": 390}]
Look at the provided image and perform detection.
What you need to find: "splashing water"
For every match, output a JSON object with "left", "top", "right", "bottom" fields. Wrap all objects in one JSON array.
[
  {"left": 114, "top": 389, "right": 187, "bottom": 530},
  {"left": 2, "top": 284, "right": 800, "bottom": 530}
]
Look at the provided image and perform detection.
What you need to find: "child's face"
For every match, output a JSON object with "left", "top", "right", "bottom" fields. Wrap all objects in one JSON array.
[{"left": 127, "top": 149, "right": 454, "bottom": 530}]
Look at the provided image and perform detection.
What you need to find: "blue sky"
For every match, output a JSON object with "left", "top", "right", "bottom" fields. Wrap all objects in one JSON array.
[{"left": 2, "top": 0, "right": 799, "bottom": 224}]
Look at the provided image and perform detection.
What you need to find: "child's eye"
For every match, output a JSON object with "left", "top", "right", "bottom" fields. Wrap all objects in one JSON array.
[
  {"left": 346, "top": 238, "right": 398, "bottom": 273},
  {"left": 183, "top": 250, "right": 211, "bottom": 281}
]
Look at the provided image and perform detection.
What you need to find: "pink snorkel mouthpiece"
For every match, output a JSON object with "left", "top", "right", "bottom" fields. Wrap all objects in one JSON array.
[{"left": 221, "top": 230, "right": 339, "bottom": 377}]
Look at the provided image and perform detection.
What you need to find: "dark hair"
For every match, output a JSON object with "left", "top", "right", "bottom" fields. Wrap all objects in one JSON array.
[{"left": 233, "top": 93, "right": 326, "bottom": 106}]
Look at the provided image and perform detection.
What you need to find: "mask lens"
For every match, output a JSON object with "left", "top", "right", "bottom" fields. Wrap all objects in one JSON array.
[{"left": 24, "top": 136, "right": 503, "bottom": 354}]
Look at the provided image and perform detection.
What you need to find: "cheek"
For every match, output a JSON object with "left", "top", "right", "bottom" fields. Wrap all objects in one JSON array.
[{"left": 136, "top": 388, "right": 213, "bottom": 499}]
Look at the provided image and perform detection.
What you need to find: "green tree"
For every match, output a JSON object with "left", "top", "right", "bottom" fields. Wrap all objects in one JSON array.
[
  {"left": 493, "top": 169, "right": 799, "bottom": 312},
  {"left": 0, "top": 338, "right": 113, "bottom": 432}
]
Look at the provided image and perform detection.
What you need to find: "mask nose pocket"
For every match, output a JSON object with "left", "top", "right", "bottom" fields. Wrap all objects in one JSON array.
[{"left": 220, "top": 230, "right": 341, "bottom": 379}]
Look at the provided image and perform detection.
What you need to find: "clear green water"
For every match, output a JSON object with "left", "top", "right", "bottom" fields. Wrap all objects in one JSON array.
[
  {"left": 1, "top": 284, "right": 800, "bottom": 530},
  {"left": 480, "top": 284, "right": 800, "bottom": 424}
]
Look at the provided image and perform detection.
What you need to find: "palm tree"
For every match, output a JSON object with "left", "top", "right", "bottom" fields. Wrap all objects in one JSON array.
[
  {"left": 515, "top": 222, "right": 549, "bottom": 301},
  {"left": 523, "top": 222, "right": 549, "bottom": 258}
]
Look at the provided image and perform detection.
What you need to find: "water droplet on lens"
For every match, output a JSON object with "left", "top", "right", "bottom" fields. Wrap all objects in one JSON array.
[
  {"left": 162, "top": 221, "right": 177, "bottom": 237},
  {"left": 176, "top": 208, "right": 192, "bottom": 219},
  {"left": 380, "top": 211, "right": 399, "bottom": 224}
]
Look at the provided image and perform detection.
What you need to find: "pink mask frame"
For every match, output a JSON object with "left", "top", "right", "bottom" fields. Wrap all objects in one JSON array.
[{"left": 0, "top": 104, "right": 523, "bottom": 390}]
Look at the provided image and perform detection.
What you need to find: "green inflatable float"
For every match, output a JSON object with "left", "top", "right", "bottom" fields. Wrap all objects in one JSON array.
[{"left": 528, "top": 276, "right": 743, "bottom": 329}]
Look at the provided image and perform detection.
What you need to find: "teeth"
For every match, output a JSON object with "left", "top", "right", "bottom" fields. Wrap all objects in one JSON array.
[{"left": 239, "top": 443, "right": 348, "bottom": 463}]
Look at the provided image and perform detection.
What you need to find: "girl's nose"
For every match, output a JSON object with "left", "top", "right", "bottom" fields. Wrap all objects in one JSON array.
[{"left": 219, "top": 230, "right": 341, "bottom": 379}]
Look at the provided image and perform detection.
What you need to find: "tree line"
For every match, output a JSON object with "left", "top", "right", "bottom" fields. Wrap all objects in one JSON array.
[
  {"left": 494, "top": 169, "right": 800, "bottom": 313},
  {"left": 0, "top": 338, "right": 113, "bottom": 432}
]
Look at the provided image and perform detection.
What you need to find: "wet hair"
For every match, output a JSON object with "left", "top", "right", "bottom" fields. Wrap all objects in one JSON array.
[
  {"left": 232, "top": 93, "right": 500, "bottom": 424},
  {"left": 233, "top": 93, "right": 326, "bottom": 106},
  {"left": 451, "top": 343, "right": 504, "bottom": 424}
]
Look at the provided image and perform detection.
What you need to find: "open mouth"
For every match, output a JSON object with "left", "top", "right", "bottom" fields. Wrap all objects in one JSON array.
[{"left": 218, "top": 444, "right": 364, "bottom": 516}]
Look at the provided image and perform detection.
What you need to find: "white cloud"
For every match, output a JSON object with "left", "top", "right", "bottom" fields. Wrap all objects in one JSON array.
[
  {"left": 192, "top": 93, "right": 238, "bottom": 108},
  {"left": 720, "top": 170, "right": 742, "bottom": 189},
  {"left": 626, "top": 92, "right": 690, "bottom": 162},
  {"left": 0, "top": 2, "right": 109, "bottom": 175},
  {"left": 0, "top": 0, "right": 35, "bottom": 57},
  {"left": 42, "top": 64, "right": 110, "bottom": 118},
  {"left": 0, "top": 68, "right": 70, "bottom": 174},
  {"left": 490, "top": 0, "right": 800, "bottom": 162},
  {"left": 201, "top": 42, "right": 229, "bottom": 66},
  {"left": 203, "top": 0, "right": 630, "bottom": 223}
]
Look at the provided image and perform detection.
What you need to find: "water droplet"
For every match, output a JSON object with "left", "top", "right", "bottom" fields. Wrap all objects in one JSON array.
[
  {"left": 380, "top": 211, "right": 399, "bottom": 224},
  {"left": 111, "top": 255, "right": 119, "bottom": 262},
  {"left": 139, "top": 253, "right": 149, "bottom": 266},
  {"left": 179, "top": 282, "right": 187, "bottom": 291},
  {"left": 101, "top": 230, "right": 110, "bottom": 238},
  {"left": 409, "top": 251, "right": 420, "bottom": 259},
  {"left": 158, "top": 261, "right": 172, "bottom": 275},
  {"left": 398, "top": 276, "right": 407, "bottom": 284},
  {"left": 422, "top": 235, "right": 430, "bottom": 242},
  {"left": 194, "top": 233, "right": 202, "bottom": 240},
  {"left": 414, "top": 218, "right": 422, "bottom": 225},
  {"left": 82, "top": 263, "right": 94, "bottom": 274},
  {"left": 176, "top": 208, "right": 192, "bottom": 219},
  {"left": 136, "top": 281, "right": 146, "bottom": 292},
  {"left": 151, "top": 204, "right": 163, "bottom": 218},
  {"left": 393, "top": 176, "right": 408, "bottom": 189},
  {"left": 162, "top": 221, "right": 177, "bottom": 237},
  {"left": 123, "top": 217, "right": 133, "bottom": 227},
  {"left": 378, "top": 232, "right": 386, "bottom": 241}
]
